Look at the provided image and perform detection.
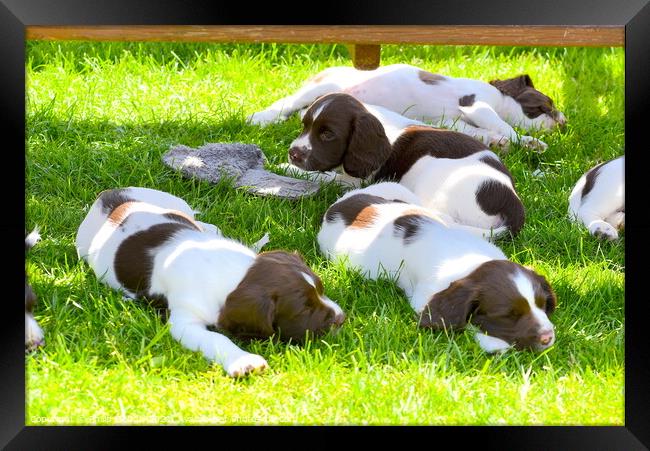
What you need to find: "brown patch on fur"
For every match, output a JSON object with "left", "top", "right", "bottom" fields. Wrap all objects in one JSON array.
[
  {"left": 419, "top": 260, "right": 556, "bottom": 350},
  {"left": 418, "top": 70, "right": 446, "bottom": 85},
  {"left": 459, "top": 94, "right": 476, "bottom": 107},
  {"left": 325, "top": 194, "right": 393, "bottom": 228},
  {"left": 114, "top": 222, "right": 191, "bottom": 302},
  {"left": 217, "top": 251, "right": 342, "bottom": 341},
  {"left": 373, "top": 125, "right": 487, "bottom": 181},
  {"left": 393, "top": 214, "right": 427, "bottom": 243},
  {"left": 581, "top": 161, "right": 607, "bottom": 199},
  {"left": 475, "top": 180, "right": 525, "bottom": 235},
  {"left": 489, "top": 74, "right": 558, "bottom": 120},
  {"left": 163, "top": 211, "right": 202, "bottom": 231},
  {"left": 99, "top": 189, "right": 133, "bottom": 215},
  {"left": 108, "top": 201, "right": 136, "bottom": 225}
]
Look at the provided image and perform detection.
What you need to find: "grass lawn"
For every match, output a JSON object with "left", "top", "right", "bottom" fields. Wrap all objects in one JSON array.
[{"left": 25, "top": 41, "right": 624, "bottom": 425}]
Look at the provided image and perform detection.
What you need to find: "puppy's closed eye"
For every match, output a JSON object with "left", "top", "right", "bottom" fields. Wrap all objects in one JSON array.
[{"left": 320, "top": 129, "right": 336, "bottom": 141}]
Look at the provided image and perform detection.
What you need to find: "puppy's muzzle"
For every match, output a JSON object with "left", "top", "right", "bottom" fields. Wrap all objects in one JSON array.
[{"left": 288, "top": 146, "right": 308, "bottom": 166}]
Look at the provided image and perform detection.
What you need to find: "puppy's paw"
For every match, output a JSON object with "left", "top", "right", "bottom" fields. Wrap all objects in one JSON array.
[
  {"left": 25, "top": 315, "right": 44, "bottom": 352},
  {"left": 474, "top": 331, "right": 512, "bottom": 353},
  {"left": 226, "top": 353, "right": 269, "bottom": 378},
  {"left": 277, "top": 162, "right": 307, "bottom": 176},
  {"left": 487, "top": 134, "right": 511, "bottom": 152},
  {"left": 588, "top": 220, "right": 619, "bottom": 240},
  {"left": 518, "top": 135, "right": 548, "bottom": 152},
  {"left": 247, "top": 110, "right": 286, "bottom": 126}
]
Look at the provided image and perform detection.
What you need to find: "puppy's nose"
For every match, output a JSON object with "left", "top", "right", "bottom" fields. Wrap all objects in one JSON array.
[
  {"left": 539, "top": 329, "right": 554, "bottom": 347},
  {"left": 556, "top": 113, "right": 567, "bottom": 130},
  {"left": 288, "top": 146, "right": 306, "bottom": 164}
]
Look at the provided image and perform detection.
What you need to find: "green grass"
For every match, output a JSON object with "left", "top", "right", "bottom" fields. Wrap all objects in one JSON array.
[{"left": 25, "top": 41, "right": 624, "bottom": 425}]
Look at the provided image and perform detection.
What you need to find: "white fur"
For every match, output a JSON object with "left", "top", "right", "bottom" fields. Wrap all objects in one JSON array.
[
  {"left": 76, "top": 187, "right": 269, "bottom": 377},
  {"left": 250, "top": 63, "right": 564, "bottom": 150},
  {"left": 317, "top": 182, "right": 549, "bottom": 353},
  {"left": 25, "top": 227, "right": 44, "bottom": 351},
  {"left": 568, "top": 156, "right": 624, "bottom": 240},
  {"left": 25, "top": 314, "right": 44, "bottom": 351}
]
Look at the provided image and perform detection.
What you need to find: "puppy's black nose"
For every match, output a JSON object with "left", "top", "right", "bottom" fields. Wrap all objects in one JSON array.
[
  {"left": 333, "top": 312, "right": 345, "bottom": 327},
  {"left": 289, "top": 146, "right": 306, "bottom": 164}
]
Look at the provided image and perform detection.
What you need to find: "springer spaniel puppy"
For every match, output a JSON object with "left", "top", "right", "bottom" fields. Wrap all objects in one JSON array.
[
  {"left": 76, "top": 187, "right": 345, "bottom": 377},
  {"left": 249, "top": 63, "right": 566, "bottom": 151},
  {"left": 26, "top": 228, "right": 45, "bottom": 351},
  {"left": 317, "top": 182, "right": 556, "bottom": 352},
  {"left": 568, "top": 155, "right": 624, "bottom": 240},
  {"left": 284, "top": 93, "right": 525, "bottom": 237}
]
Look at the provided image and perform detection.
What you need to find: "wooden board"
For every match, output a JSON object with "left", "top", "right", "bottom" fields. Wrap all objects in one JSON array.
[{"left": 26, "top": 25, "right": 624, "bottom": 47}]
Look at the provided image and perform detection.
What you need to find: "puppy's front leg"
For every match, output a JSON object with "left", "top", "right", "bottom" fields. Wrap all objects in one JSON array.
[
  {"left": 168, "top": 308, "right": 269, "bottom": 377},
  {"left": 248, "top": 82, "right": 342, "bottom": 126},
  {"left": 278, "top": 163, "right": 361, "bottom": 188}
]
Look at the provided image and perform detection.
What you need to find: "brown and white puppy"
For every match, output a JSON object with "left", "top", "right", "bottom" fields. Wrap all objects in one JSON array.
[
  {"left": 25, "top": 228, "right": 44, "bottom": 351},
  {"left": 249, "top": 63, "right": 566, "bottom": 151},
  {"left": 318, "top": 182, "right": 556, "bottom": 352},
  {"left": 568, "top": 155, "right": 624, "bottom": 240},
  {"left": 75, "top": 187, "right": 345, "bottom": 377},
  {"left": 286, "top": 93, "right": 525, "bottom": 237}
]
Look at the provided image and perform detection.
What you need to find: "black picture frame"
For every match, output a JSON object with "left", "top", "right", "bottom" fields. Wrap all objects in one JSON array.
[{"left": 7, "top": 0, "right": 649, "bottom": 448}]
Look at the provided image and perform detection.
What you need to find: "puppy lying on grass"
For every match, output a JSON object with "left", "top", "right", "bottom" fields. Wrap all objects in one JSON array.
[{"left": 76, "top": 187, "right": 345, "bottom": 377}]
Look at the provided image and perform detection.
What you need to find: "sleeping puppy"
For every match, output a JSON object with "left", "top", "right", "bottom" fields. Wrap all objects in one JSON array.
[
  {"left": 568, "top": 155, "right": 624, "bottom": 240},
  {"left": 317, "top": 182, "right": 556, "bottom": 353},
  {"left": 285, "top": 93, "right": 525, "bottom": 237},
  {"left": 249, "top": 63, "right": 566, "bottom": 151},
  {"left": 25, "top": 228, "right": 45, "bottom": 351},
  {"left": 76, "top": 187, "right": 345, "bottom": 377}
]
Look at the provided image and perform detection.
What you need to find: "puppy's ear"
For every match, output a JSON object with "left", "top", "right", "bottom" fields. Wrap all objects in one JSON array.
[
  {"left": 218, "top": 287, "right": 275, "bottom": 339},
  {"left": 489, "top": 74, "right": 535, "bottom": 97},
  {"left": 418, "top": 279, "right": 479, "bottom": 329},
  {"left": 537, "top": 274, "right": 557, "bottom": 315},
  {"left": 343, "top": 111, "right": 391, "bottom": 179}
]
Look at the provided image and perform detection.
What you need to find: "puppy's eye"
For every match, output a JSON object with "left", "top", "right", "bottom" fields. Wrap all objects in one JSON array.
[{"left": 320, "top": 129, "right": 336, "bottom": 141}]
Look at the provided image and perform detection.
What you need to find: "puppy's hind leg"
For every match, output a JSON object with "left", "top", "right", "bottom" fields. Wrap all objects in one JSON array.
[{"left": 458, "top": 101, "right": 548, "bottom": 151}]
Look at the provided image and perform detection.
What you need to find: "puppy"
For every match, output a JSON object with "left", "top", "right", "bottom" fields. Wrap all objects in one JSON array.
[
  {"left": 286, "top": 93, "right": 524, "bottom": 237},
  {"left": 249, "top": 63, "right": 566, "bottom": 151},
  {"left": 568, "top": 155, "right": 624, "bottom": 240},
  {"left": 76, "top": 187, "right": 345, "bottom": 377},
  {"left": 317, "top": 182, "right": 556, "bottom": 352},
  {"left": 25, "top": 228, "right": 45, "bottom": 351}
]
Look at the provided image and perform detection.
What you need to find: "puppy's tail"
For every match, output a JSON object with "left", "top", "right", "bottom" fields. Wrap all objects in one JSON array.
[{"left": 25, "top": 227, "right": 41, "bottom": 252}]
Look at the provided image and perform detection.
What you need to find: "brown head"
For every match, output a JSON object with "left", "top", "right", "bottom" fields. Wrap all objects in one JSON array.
[
  {"left": 489, "top": 74, "right": 566, "bottom": 129},
  {"left": 419, "top": 260, "right": 557, "bottom": 351},
  {"left": 288, "top": 93, "right": 392, "bottom": 179},
  {"left": 217, "top": 250, "right": 345, "bottom": 341}
]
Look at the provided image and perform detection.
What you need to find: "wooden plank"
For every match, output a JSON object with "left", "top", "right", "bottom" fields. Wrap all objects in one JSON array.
[
  {"left": 26, "top": 25, "right": 624, "bottom": 47},
  {"left": 348, "top": 44, "right": 381, "bottom": 70}
]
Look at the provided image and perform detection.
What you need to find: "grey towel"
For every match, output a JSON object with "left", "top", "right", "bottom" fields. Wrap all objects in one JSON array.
[{"left": 162, "top": 143, "right": 320, "bottom": 199}]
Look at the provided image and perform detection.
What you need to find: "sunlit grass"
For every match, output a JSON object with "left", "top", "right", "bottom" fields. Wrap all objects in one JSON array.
[{"left": 26, "top": 41, "right": 624, "bottom": 425}]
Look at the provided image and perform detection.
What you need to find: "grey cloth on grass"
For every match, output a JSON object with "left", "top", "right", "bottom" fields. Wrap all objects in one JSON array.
[{"left": 162, "top": 143, "right": 320, "bottom": 199}]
